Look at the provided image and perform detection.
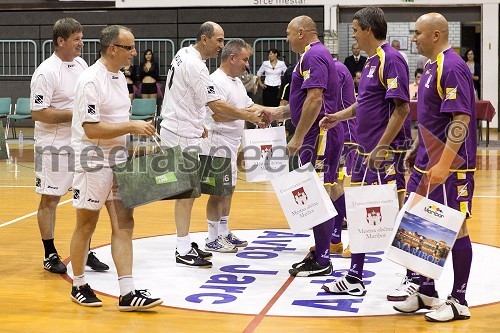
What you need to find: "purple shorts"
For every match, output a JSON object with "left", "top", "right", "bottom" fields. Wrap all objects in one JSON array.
[
  {"left": 299, "top": 124, "right": 343, "bottom": 185},
  {"left": 351, "top": 151, "right": 406, "bottom": 191},
  {"left": 406, "top": 169, "right": 474, "bottom": 217},
  {"left": 338, "top": 143, "right": 359, "bottom": 179}
]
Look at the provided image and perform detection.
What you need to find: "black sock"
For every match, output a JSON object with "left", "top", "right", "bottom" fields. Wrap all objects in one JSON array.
[{"left": 42, "top": 239, "right": 57, "bottom": 258}]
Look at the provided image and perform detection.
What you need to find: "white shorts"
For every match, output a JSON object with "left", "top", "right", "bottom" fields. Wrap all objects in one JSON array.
[
  {"left": 72, "top": 168, "right": 122, "bottom": 211},
  {"left": 201, "top": 131, "right": 240, "bottom": 187},
  {"left": 159, "top": 128, "right": 201, "bottom": 152},
  {"left": 35, "top": 150, "right": 73, "bottom": 196}
]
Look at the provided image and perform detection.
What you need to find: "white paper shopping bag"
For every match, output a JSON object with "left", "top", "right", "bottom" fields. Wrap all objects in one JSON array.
[
  {"left": 385, "top": 191, "right": 466, "bottom": 280},
  {"left": 345, "top": 183, "right": 399, "bottom": 253},
  {"left": 242, "top": 126, "right": 288, "bottom": 182},
  {"left": 271, "top": 162, "right": 337, "bottom": 233}
]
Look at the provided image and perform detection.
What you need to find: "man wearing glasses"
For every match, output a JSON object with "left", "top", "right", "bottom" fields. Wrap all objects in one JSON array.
[{"left": 69, "top": 25, "right": 162, "bottom": 311}]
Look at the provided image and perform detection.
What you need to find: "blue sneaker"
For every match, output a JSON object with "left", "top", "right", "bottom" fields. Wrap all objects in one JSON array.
[
  {"left": 224, "top": 232, "right": 248, "bottom": 247},
  {"left": 205, "top": 236, "right": 237, "bottom": 253}
]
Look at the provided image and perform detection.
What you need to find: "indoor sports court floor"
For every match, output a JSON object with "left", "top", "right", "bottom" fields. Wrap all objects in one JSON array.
[{"left": 0, "top": 129, "right": 499, "bottom": 333}]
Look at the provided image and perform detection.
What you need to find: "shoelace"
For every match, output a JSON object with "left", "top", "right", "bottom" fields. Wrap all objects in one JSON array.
[{"left": 134, "top": 289, "right": 151, "bottom": 298}]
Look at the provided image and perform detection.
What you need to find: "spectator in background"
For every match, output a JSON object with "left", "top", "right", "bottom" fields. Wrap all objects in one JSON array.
[
  {"left": 391, "top": 39, "right": 409, "bottom": 65},
  {"left": 416, "top": 54, "right": 429, "bottom": 70},
  {"left": 138, "top": 49, "right": 159, "bottom": 99},
  {"left": 121, "top": 61, "right": 136, "bottom": 101},
  {"left": 409, "top": 68, "right": 423, "bottom": 100},
  {"left": 353, "top": 71, "right": 362, "bottom": 96},
  {"left": 256, "top": 48, "right": 288, "bottom": 107},
  {"left": 344, "top": 43, "right": 367, "bottom": 77},
  {"left": 463, "top": 48, "right": 480, "bottom": 99}
]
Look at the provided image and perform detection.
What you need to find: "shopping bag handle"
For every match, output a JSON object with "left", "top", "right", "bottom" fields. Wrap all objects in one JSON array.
[
  {"left": 426, "top": 182, "right": 448, "bottom": 206},
  {"left": 360, "top": 166, "right": 382, "bottom": 187}
]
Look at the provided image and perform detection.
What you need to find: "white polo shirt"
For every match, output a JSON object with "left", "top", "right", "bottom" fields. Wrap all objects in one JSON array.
[
  {"left": 205, "top": 68, "right": 253, "bottom": 141},
  {"left": 256, "top": 60, "right": 287, "bottom": 87},
  {"left": 160, "top": 45, "right": 220, "bottom": 138},
  {"left": 71, "top": 60, "right": 130, "bottom": 170},
  {"left": 30, "top": 53, "right": 88, "bottom": 149}
]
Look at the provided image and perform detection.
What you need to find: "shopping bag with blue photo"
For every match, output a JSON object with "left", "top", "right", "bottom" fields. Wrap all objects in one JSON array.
[
  {"left": 345, "top": 170, "right": 399, "bottom": 254},
  {"left": 241, "top": 126, "right": 288, "bottom": 182},
  {"left": 385, "top": 185, "right": 466, "bottom": 280},
  {"left": 112, "top": 137, "right": 195, "bottom": 208},
  {"left": 271, "top": 162, "right": 337, "bottom": 234}
]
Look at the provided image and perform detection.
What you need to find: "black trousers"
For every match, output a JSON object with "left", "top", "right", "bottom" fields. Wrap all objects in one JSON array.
[{"left": 262, "top": 85, "right": 280, "bottom": 107}]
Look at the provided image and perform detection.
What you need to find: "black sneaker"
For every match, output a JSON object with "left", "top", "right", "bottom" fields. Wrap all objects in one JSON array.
[
  {"left": 86, "top": 251, "right": 110, "bottom": 272},
  {"left": 289, "top": 257, "right": 333, "bottom": 277},
  {"left": 71, "top": 284, "right": 102, "bottom": 307},
  {"left": 175, "top": 247, "right": 213, "bottom": 268},
  {"left": 291, "top": 251, "right": 314, "bottom": 269},
  {"left": 118, "top": 289, "right": 163, "bottom": 312},
  {"left": 191, "top": 242, "right": 213, "bottom": 259},
  {"left": 44, "top": 253, "right": 67, "bottom": 274}
]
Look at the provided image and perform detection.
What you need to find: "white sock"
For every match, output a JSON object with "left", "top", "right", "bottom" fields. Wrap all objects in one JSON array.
[
  {"left": 177, "top": 235, "right": 192, "bottom": 256},
  {"left": 73, "top": 274, "right": 86, "bottom": 287},
  {"left": 219, "top": 216, "right": 229, "bottom": 236},
  {"left": 207, "top": 220, "right": 219, "bottom": 241},
  {"left": 118, "top": 275, "right": 135, "bottom": 296}
]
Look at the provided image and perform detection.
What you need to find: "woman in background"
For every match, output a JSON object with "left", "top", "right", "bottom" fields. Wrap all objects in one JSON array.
[
  {"left": 463, "top": 48, "right": 480, "bottom": 99},
  {"left": 138, "top": 49, "right": 159, "bottom": 99},
  {"left": 256, "top": 48, "right": 287, "bottom": 107}
]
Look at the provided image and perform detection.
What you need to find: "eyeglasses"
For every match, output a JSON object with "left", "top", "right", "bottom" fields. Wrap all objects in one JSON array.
[{"left": 113, "top": 44, "right": 136, "bottom": 51}]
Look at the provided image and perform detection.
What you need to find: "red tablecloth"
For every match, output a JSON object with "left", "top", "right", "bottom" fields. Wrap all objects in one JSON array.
[{"left": 409, "top": 100, "right": 496, "bottom": 122}]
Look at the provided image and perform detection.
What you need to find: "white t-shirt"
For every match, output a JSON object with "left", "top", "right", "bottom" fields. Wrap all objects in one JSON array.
[
  {"left": 72, "top": 60, "right": 130, "bottom": 170},
  {"left": 160, "top": 45, "right": 220, "bottom": 138},
  {"left": 30, "top": 53, "right": 88, "bottom": 149},
  {"left": 205, "top": 68, "right": 254, "bottom": 141},
  {"left": 256, "top": 60, "right": 287, "bottom": 86}
]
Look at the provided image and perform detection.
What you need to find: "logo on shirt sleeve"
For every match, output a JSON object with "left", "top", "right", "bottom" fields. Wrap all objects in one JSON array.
[
  {"left": 207, "top": 86, "right": 216, "bottom": 94},
  {"left": 302, "top": 69, "right": 310, "bottom": 81},
  {"left": 445, "top": 87, "right": 457, "bottom": 100},
  {"left": 87, "top": 105, "right": 96, "bottom": 115},
  {"left": 34, "top": 95, "right": 44, "bottom": 104},
  {"left": 387, "top": 78, "right": 398, "bottom": 90}
]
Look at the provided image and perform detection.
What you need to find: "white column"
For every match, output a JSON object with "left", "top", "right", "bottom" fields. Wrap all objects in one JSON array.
[{"left": 481, "top": 3, "right": 499, "bottom": 129}]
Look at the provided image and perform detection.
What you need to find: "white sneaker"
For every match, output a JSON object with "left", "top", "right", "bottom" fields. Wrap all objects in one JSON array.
[
  {"left": 205, "top": 235, "right": 237, "bottom": 253},
  {"left": 424, "top": 295, "right": 471, "bottom": 322},
  {"left": 387, "top": 274, "right": 419, "bottom": 301},
  {"left": 322, "top": 275, "right": 366, "bottom": 296},
  {"left": 393, "top": 292, "right": 443, "bottom": 313}
]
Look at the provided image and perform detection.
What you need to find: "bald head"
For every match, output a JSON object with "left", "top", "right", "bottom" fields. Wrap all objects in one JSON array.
[
  {"left": 290, "top": 15, "right": 318, "bottom": 34},
  {"left": 417, "top": 13, "right": 448, "bottom": 39},
  {"left": 413, "top": 12, "right": 450, "bottom": 60}
]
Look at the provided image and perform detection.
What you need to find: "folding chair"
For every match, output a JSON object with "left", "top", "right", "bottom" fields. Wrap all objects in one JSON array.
[
  {"left": 0, "top": 98, "right": 11, "bottom": 139},
  {"left": 7, "top": 97, "right": 31, "bottom": 139}
]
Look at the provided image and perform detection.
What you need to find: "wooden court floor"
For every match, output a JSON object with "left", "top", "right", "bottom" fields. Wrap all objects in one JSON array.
[{"left": 0, "top": 137, "right": 499, "bottom": 333}]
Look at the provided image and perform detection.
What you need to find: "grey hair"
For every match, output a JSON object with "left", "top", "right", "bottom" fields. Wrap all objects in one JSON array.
[
  {"left": 100, "top": 25, "right": 132, "bottom": 54},
  {"left": 353, "top": 7, "right": 387, "bottom": 40},
  {"left": 196, "top": 21, "right": 216, "bottom": 42},
  {"left": 221, "top": 38, "right": 248, "bottom": 62},
  {"left": 52, "top": 18, "right": 82, "bottom": 47}
]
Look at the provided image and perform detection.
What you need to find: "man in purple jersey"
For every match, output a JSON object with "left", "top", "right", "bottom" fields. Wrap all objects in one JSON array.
[
  {"left": 262, "top": 15, "right": 343, "bottom": 277},
  {"left": 393, "top": 12, "right": 476, "bottom": 323},
  {"left": 309, "top": 60, "right": 357, "bottom": 258},
  {"left": 320, "top": 7, "right": 411, "bottom": 296}
]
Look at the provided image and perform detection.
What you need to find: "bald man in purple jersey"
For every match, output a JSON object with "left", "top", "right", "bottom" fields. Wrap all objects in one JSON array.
[
  {"left": 393, "top": 12, "right": 476, "bottom": 323},
  {"left": 262, "top": 15, "right": 344, "bottom": 277}
]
